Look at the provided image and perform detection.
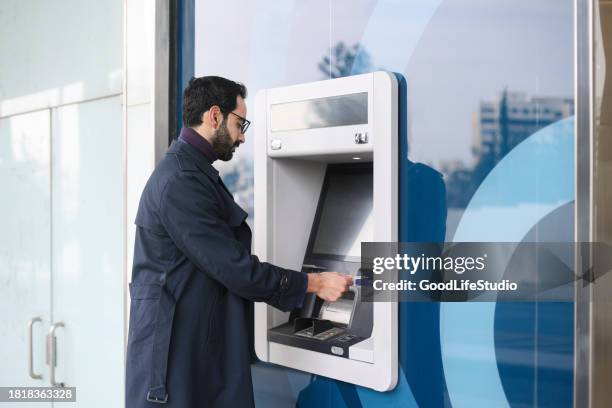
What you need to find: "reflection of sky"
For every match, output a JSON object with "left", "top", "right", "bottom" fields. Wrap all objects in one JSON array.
[
  {"left": 195, "top": 0, "right": 573, "bottom": 170},
  {"left": 404, "top": 0, "right": 573, "bottom": 166}
]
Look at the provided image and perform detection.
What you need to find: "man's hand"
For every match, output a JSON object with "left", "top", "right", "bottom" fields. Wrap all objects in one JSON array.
[{"left": 306, "top": 272, "right": 353, "bottom": 302}]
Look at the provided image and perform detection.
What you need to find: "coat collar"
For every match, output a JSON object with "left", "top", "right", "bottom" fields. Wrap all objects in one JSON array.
[
  {"left": 178, "top": 127, "right": 218, "bottom": 163},
  {"left": 169, "top": 138, "right": 220, "bottom": 181},
  {"left": 169, "top": 138, "right": 247, "bottom": 224}
]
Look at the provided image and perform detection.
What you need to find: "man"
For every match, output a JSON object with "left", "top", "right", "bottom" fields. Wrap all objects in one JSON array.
[{"left": 126, "top": 76, "right": 352, "bottom": 407}]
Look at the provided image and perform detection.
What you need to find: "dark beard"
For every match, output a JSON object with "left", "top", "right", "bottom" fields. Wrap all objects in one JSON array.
[{"left": 212, "top": 120, "right": 238, "bottom": 161}]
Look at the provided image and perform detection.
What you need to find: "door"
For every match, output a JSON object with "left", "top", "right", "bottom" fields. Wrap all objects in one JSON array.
[
  {"left": 0, "top": 110, "right": 52, "bottom": 407},
  {"left": 0, "top": 97, "right": 125, "bottom": 407},
  {"left": 50, "top": 96, "right": 125, "bottom": 407}
]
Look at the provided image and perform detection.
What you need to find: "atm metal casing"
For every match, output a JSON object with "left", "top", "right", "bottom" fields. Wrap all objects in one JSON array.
[{"left": 253, "top": 71, "right": 398, "bottom": 391}]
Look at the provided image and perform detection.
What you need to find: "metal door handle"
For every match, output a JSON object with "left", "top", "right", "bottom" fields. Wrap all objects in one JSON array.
[
  {"left": 46, "top": 322, "right": 65, "bottom": 387},
  {"left": 27, "top": 317, "right": 43, "bottom": 380}
]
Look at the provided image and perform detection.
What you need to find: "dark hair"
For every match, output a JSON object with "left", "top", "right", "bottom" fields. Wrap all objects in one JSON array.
[{"left": 182, "top": 76, "right": 248, "bottom": 127}]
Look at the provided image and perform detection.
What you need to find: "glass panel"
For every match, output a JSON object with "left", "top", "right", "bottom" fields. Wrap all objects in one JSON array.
[
  {"left": 194, "top": 0, "right": 575, "bottom": 406},
  {"left": 0, "top": 0, "right": 122, "bottom": 115},
  {"left": 0, "top": 110, "right": 52, "bottom": 406},
  {"left": 271, "top": 92, "right": 368, "bottom": 132},
  {"left": 51, "top": 97, "right": 124, "bottom": 407}
]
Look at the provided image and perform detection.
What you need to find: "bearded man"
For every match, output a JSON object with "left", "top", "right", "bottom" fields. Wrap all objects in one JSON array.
[{"left": 125, "top": 76, "right": 351, "bottom": 407}]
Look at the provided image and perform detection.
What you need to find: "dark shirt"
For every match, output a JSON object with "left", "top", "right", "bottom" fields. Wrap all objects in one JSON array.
[{"left": 178, "top": 127, "right": 217, "bottom": 163}]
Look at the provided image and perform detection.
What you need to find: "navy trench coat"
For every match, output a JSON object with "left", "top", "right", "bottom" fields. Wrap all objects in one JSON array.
[{"left": 126, "top": 139, "right": 308, "bottom": 407}]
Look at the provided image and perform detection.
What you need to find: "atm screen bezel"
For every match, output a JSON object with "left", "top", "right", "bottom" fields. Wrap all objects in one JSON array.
[{"left": 304, "top": 162, "right": 374, "bottom": 263}]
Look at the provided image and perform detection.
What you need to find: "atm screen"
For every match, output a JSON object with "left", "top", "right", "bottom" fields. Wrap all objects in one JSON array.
[{"left": 310, "top": 165, "right": 373, "bottom": 260}]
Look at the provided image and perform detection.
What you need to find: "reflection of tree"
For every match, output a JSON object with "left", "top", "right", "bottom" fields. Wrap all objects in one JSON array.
[{"left": 318, "top": 42, "right": 374, "bottom": 79}]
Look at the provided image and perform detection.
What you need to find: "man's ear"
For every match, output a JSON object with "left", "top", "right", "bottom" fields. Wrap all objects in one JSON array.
[{"left": 205, "top": 105, "right": 222, "bottom": 129}]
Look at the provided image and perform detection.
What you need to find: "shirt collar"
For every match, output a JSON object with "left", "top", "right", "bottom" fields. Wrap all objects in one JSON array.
[{"left": 178, "top": 127, "right": 217, "bottom": 163}]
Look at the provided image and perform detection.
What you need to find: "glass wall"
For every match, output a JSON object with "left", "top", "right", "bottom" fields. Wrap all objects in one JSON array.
[
  {"left": 0, "top": 1, "right": 125, "bottom": 405},
  {"left": 193, "top": 1, "right": 575, "bottom": 406}
]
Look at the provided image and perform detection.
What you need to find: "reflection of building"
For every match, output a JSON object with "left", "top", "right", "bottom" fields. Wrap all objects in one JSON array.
[
  {"left": 446, "top": 91, "right": 574, "bottom": 208},
  {"left": 474, "top": 91, "right": 574, "bottom": 162}
]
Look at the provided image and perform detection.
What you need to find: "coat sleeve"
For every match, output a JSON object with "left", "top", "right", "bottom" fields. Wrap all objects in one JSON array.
[{"left": 159, "top": 173, "right": 307, "bottom": 312}]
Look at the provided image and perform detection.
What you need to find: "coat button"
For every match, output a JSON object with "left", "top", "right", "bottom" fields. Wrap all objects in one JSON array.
[{"left": 280, "top": 275, "right": 289, "bottom": 290}]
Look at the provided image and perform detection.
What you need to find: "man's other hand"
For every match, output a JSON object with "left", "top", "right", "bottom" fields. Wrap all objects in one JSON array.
[{"left": 306, "top": 272, "right": 353, "bottom": 302}]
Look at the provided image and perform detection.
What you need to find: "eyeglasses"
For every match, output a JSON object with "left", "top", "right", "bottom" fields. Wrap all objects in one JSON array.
[{"left": 229, "top": 111, "right": 251, "bottom": 134}]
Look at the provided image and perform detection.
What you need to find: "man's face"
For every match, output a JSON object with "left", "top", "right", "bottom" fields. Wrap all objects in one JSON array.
[{"left": 211, "top": 96, "right": 247, "bottom": 161}]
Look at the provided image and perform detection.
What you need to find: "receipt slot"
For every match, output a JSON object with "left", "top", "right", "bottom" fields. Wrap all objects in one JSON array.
[{"left": 253, "top": 72, "right": 398, "bottom": 391}]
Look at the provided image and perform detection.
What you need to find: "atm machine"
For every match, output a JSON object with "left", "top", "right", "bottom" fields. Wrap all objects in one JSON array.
[{"left": 253, "top": 71, "right": 398, "bottom": 391}]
